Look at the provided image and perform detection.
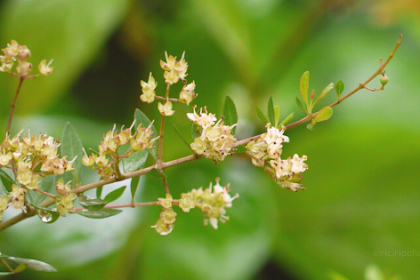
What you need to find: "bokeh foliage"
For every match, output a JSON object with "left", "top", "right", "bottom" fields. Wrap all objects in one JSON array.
[{"left": 0, "top": 0, "right": 419, "bottom": 279}]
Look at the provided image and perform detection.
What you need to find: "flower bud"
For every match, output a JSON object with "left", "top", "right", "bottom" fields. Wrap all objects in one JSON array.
[{"left": 380, "top": 74, "right": 389, "bottom": 87}]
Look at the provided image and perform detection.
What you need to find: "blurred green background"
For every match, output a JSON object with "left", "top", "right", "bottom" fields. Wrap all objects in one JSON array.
[{"left": 0, "top": 0, "right": 419, "bottom": 279}]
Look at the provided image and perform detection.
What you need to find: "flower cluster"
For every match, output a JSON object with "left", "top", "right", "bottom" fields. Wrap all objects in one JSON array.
[
  {"left": 246, "top": 126, "right": 308, "bottom": 191},
  {"left": 188, "top": 107, "right": 236, "bottom": 162},
  {"left": 152, "top": 194, "right": 177, "bottom": 235},
  {"left": 0, "top": 40, "right": 53, "bottom": 76},
  {"left": 151, "top": 178, "right": 237, "bottom": 235},
  {"left": 55, "top": 178, "right": 77, "bottom": 216},
  {"left": 187, "top": 178, "right": 238, "bottom": 229},
  {"left": 139, "top": 52, "right": 197, "bottom": 117},
  {"left": 82, "top": 122, "right": 157, "bottom": 178},
  {"left": 0, "top": 195, "right": 9, "bottom": 222},
  {"left": 0, "top": 131, "right": 75, "bottom": 219}
]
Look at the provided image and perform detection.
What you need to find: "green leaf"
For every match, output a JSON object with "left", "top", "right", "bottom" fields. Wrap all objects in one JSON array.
[
  {"left": 267, "top": 96, "right": 275, "bottom": 126},
  {"left": 314, "top": 107, "right": 333, "bottom": 123},
  {"left": 130, "top": 176, "right": 140, "bottom": 201},
  {"left": 104, "top": 186, "right": 126, "bottom": 203},
  {"left": 6, "top": 257, "right": 56, "bottom": 272},
  {"left": 279, "top": 112, "right": 294, "bottom": 127},
  {"left": 96, "top": 185, "right": 103, "bottom": 199},
  {"left": 78, "top": 195, "right": 108, "bottom": 211},
  {"left": 122, "top": 150, "right": 148, "bottom": 173},
  {"left": 335, "top": 80, "right": 345, "bottom": 99},
  {"left": 173, "top": 124, "right": 191, "bottom": 149},
  {"left": 88, "top": 148, "right": 100, "bottom": 156},
  {"left": 31, "top": 204, "right": 60, "bottom": 224},
  {"left": 31, "top": 175, "right": 55, "bottom": 205},
  {"left": 13, "top": 263, "right": 27, "bottom": 273},
  {"left": 300, "top": 71, "right": 310, "bottom": 107},
  {"left": 273, "top": 105, "right": 280, "bottom": 127},
  {"left": 61, "top": 122, "right": 84, "bottom": 187},
  {"left": 314, "top": 82, "right": 334, "bottom": 105},
  {"left": 295, "top": 97, "right": 306, "bottom": 113},
  {"left": 0, "top": 169, "right": 15, "bottom": 192},
  {"left": 222, "top": 95, "right": 238, "bottom": 134},
  {"left": 150, "top": 168, "right": 166, "bottom": 178},
  {"left": 76, "top": 208, "right": 122, "bottom": 219},
  {"left": 256, "top": 106, "right": 269, "bottom": 125},
  {"left": 134, "top": 109, "right": 158, "bottom": 159}
]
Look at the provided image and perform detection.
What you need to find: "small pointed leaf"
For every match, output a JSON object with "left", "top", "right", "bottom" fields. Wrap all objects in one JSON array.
[
  {"left": 300, "top": 71, "right": 310, "bottom": 106},
  {"left": 76, "top": 208, "right": 122, "bottom": 219},
  {"left": 295, "top": 97, "right": 306, "bottom": 113},
  {"left": 274, "top": 105, "right": 280, "bottom": 127},
  {"left": 78, "top": 195, "right": 107, "bottom": 210},
  {"left": 314, "top": 83, "right": 334, "bottom": 105},
  {"left": 256, "top": 106, "right": 269, "bottom": 124},
  {"left": 279, "top": 112, "right": 294, "bottom": 127},
  {"left": 122, "top": 150, "right": 148, "bottom": 173},
  {"left": 234, "top": 145, "right": 247, "bottom": 154},
  {"left": 7, "top": 257, "right": 57, "bottom": 272},
  {"left": 314, "top": 107, "right": 333, "bottom": 123},
  {"left": 130, "top": 176, "right": 140, "bottom": 201},
  {"left": 222, "top": 95, "right": 238, "bottom": 134},
  {"left": 335, "top": 80, "right": 344, "bottom": 99},
  {"left": 134, "top": 109, "right": 158, "bottom": 159},
  {"left": 267, "top": 96, "right": 275, "bottom": 126},
  {"left": 104, "top": 186, "right": 126, "bottom": 203}
]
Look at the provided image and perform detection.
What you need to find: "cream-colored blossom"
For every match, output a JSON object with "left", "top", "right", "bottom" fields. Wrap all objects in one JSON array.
[
  {"left": 158, "top": 101, "right": 175, "bottom": 116},
  {"left": 9, "top": 184, "right": 27, "bottom": 209},
  {"left": 38, "top": 59, "right": 53, "bottom": 75}
]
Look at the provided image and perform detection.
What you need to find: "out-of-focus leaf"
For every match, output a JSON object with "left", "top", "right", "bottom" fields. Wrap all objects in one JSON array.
[
  {"left": 0, "top": 169, "right": 15, "bottom": 192},
  {"left": 0, "top": 272, "right": 15, "bottom": 276},
  {"left": 130, "top": 176, "right": 140, "bottom": 202},
  {"left": 104, "top": 186, "right": 125, "bottom": 203},
  {"left": 335, "top": 80, "right": 345, "bottom": 99},
  {"left": 274, "top": 105, "right": 280, "bottom": 127},
  {"left": 79, "top": 195, "right": 107, "bottom": 211},
  {"left": 222, "top": 95, "right": 238, "bottom": 134},
  {"left": 13, "top": 264, "right": 27, "bottom": 273},
  {"left": 267, "top": 96, "right": 275, "bottom": 126},
  {"left": 296, "top": 97, "right": 306, "bottom": 113},
  {"left": 7, "top": 256, "right": 56, "bottom": 272},
  {"left": 76, "top": 208, "right": 122, "bottom": 219},
  {"left": 122, "top": 150, "right": 148, "bottom": 173},
  {"left": 314, "top": 82, "right": 334, "bottom": 104},
  {"left": 150, "top": 169, "right": 166, "bottom": 178},
  {"left": 313, "top": 107, "right": 333, "bottom": 123},
  {"left": 279, "top": 112, "right": 294, "bottom": 127},
  {"left": 134, "top": 109, "right": 158, "bottom": 159},
  {"left": 61, "top": 122, "right": 83, "bottom": 187},
  {"left": 96, "top": 185, "right": 103, "bottom": 199},
  {"left": 256, "top": 106, "right": 269, "bottom": 125},
  {"left": 88, "top": 148, "right": 100, "bottom": 156},
  {"left": 173, "top": 124, "right": 191, "bottom": 149},
  {"left": 0, "top": 0, "right": 131, "bottom": 114},
  {"left": 300, "top": 71, "right": 310, "bottom": 107},
  {"left": 31, "top": 175, "right": 55, "bottom": 205}
]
